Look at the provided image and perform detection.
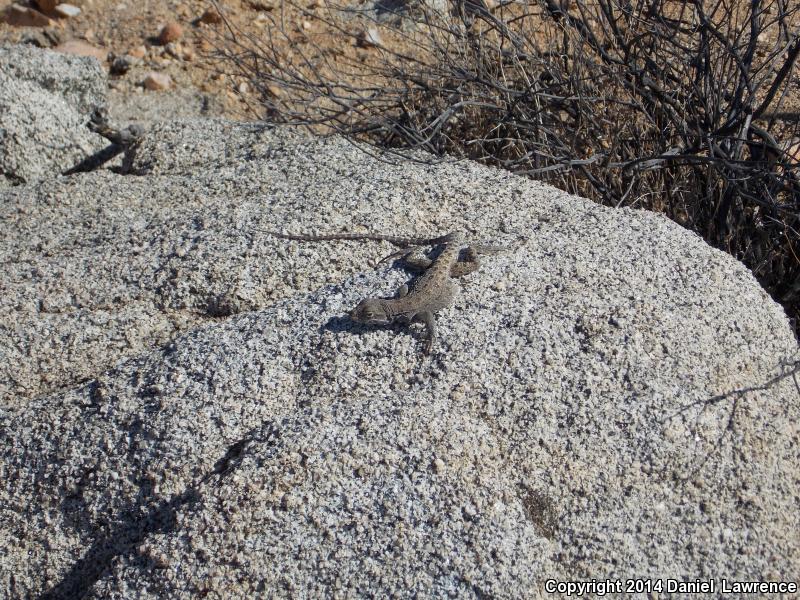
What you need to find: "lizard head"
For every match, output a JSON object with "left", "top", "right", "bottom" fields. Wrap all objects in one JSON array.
[{"left": 350, "top": 299, "right": 391, "bottom": 325}]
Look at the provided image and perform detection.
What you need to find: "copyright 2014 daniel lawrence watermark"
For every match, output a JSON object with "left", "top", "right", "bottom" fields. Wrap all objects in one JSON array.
[{"left": 545, "top": 577, "right": 798, "bottom": 596}]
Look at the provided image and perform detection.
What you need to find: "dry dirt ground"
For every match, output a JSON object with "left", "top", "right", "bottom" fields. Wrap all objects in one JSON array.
[
  {"left": 0, "top": 0, "right": 371, "bottom": 120},
  {"left": 0, "top": 0, "right": 442, "bottom": 122},
  {"left": 2, "top": 1, "right": 797, "bottom": 125}
]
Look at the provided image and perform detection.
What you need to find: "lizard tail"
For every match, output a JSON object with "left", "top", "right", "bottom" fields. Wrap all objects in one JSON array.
[{"left": 262, "top": 230, "right": 453, "bottom": 248}]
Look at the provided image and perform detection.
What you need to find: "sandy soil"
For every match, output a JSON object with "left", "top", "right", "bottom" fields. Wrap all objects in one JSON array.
[{"left": 0, "top": 0, "right": 350, "bottom": 120}]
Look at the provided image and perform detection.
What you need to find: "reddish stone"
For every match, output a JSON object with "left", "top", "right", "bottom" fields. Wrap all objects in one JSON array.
[
  {"left": 3, "top": 4, "right": 55, "bottom": 27},
  {"left": 158, "top": 21, "right": 183, "bottom": 45},
  {"left": 143, "top": 72, "right": 172, "bottom": 91}
]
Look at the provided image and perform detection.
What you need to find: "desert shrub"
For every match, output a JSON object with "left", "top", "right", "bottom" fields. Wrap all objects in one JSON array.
[{"left": 211, "top": 0, "right": 800, "bottom": 331}]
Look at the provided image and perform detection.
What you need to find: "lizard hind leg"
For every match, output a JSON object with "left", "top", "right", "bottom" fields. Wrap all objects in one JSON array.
[
  {"left": 375, "top": 246, "right": 434, "bottom": 272},
  {"left": 374, "top": 246, "right": 418, "bottom": 268},
  {"left": 402, "top": 247, "right": 435, "bottom": 272}
]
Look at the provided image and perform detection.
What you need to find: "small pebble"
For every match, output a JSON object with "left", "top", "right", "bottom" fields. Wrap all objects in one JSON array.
[
  {"left": 128, "top": 44, "right": 147, "bottom": 59},
  {"left": 165, "top": 42, "right": 182, "bottom": 59},
  {"left": 158, "top": 21, "right": 183, "bottom": 45},
  {"left": 54, "top": 3, "right": 81, "bottom": 18},
  {"left": 358, "top": 27, "right": 382, "bottom": 47},
  {"left": 200, "top": 8, "right": 222, "bottom": 24},
  {"left": 34, "top": 0, "right": 58, "bottom": 11},
  {"left": 4, "top": 4, "right": 55, "bottom": 27},
  {"left": 109, "top": 53, "right": 138, "bottom": 75},
  {"left": 143, "top": 71, "right": 172, "bottom": 90}
]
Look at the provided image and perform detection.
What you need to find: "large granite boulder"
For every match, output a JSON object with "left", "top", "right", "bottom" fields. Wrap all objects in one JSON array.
[
  {"left": 0, "top": 117, "right": 798, "bottom": 596},
  {"left": 0, "top": 45, "right": 107, "bottom": 187}
]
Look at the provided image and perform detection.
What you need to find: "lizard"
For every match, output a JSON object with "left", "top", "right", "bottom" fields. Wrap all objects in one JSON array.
[{"left": 264, "top": 230, "right": 489, "bottom": 353}]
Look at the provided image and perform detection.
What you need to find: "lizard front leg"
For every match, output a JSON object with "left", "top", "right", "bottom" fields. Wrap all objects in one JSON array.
[{"left": 413, "top": 311, "right": 436, "bottom": 354}]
